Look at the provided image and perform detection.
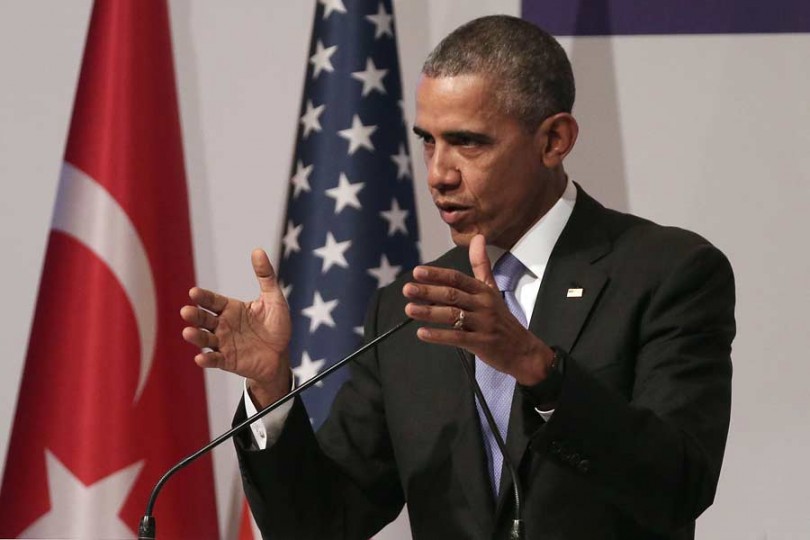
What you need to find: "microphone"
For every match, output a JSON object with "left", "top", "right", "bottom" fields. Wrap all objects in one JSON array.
[
  {"left": 137, "top": 317, "right": 413, "bottom": 540},
  {"left": 454, "top": 348, "right": 525, "bottom": 540}
]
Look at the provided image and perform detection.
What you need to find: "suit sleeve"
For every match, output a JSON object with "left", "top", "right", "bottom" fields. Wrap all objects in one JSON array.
[
  {"left": 530, "top": 240, "right": 735, "bottom": 533},
  {"left": 232, "top": 289, "right": 404, "bottom": 540}
]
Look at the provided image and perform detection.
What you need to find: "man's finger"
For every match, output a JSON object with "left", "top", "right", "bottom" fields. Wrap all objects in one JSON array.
[
  {"left": 182, "top": 326, "right": 220, "bottom": 350},
  {"left": 194, "top": 350, "right": 225, "bottom": 370},
  {"left": 469, "top": 234, "right": 496, "bottom": 289},
  {"left": 189, "top": 286, "right": 228, "bottom": 315},
  {"left": 405, "top": 303, "right": 469, "bottom": 328},
  {"left": 402, "top": 282, "right": 476, "bottom": 310},
  {"left": 415, "top": 325, "right": 480, "bottom": 350},
  {"left": 179, "top": 305, "right": 218, "bottom": 331},
  {"left": 251, "top": 248, "right": 280, "bottom": 295},
  {"left": 412, "top": 265, "right": 488, "bottom": 294}
]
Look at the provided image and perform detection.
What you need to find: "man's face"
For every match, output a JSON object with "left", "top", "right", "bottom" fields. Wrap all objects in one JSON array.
[{"left": 414, "top": 74, "right": 553, "bottom": 249}]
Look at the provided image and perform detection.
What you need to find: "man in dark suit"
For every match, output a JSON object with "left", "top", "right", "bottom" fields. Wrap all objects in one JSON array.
[{"left": 181, "top": 15, "right": 734, "bottom": 539}]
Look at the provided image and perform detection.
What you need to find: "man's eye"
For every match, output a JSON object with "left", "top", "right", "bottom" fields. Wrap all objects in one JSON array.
[{"left": 448, "top": 135, "right": 481, "bottom": 147}]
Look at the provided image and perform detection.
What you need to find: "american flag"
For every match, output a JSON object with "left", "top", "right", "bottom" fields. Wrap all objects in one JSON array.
[{"left": 278, "top": 0, "right": 420, "bottom": 429}]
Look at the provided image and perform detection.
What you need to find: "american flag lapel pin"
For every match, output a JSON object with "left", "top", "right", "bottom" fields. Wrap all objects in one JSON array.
[{"left": 566, "top": 287, "right": 584, "bottom": 298}]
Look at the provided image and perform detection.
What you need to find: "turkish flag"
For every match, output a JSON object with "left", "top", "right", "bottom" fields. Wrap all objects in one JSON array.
[
  {"left": 237, "top": 498, "right": 258, "bottom": 540},
  {"left": 0, "top": 1, "right": 219, "bottom": 538}
]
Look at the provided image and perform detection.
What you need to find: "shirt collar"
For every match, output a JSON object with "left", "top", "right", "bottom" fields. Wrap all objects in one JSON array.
[{"left": 485, "top": 177, "right": 577, "bottom": 277}]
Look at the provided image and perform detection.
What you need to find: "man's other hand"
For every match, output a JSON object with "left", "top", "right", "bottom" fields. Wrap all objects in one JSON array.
[{"left": 180, "top": 249, "right": 292, "bottom": 407}]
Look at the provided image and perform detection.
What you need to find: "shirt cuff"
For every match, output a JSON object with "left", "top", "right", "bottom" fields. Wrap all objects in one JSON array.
[
  {"left": 243, "top": 375, "right": 295, "bottom": 450},
  {"left": 520, "top": 346, "right": 567, "bottom": 419},
  {"left": 535, "top": 407, "right": 555, "bottom": 422}
]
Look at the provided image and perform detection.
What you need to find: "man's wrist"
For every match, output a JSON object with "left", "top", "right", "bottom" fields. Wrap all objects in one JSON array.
[
  {"left": 513, "top": 338, "right": 556, "bottom": 386},
  {"left": 247, "top": 370, "right": 292, "bottom": 409},
  {"left": 243, "top": 373, "right": 296, "bottom": 450},
  {"left": 519, "top": 346, "right": 567, "bottom": 410}
]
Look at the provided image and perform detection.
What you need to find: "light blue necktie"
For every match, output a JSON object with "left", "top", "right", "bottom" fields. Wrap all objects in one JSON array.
[{"left": 474, "top": 251, "right": 527, "bottom": 497}]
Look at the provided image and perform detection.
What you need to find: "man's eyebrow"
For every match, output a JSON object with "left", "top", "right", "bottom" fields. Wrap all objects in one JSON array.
[
  {"left": 412, "top": 126, "right": 493, "bottom": 144},
  {"left": 412, "top": 126, "right": 430, "bottom": 138},
  {"left": 443, "top": 130, "right": 493, "bottom": 144}
]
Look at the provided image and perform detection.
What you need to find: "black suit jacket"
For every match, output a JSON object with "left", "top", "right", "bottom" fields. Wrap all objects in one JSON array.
[{"left": 234, "top": 188, "right": 735, "bottom": 539}]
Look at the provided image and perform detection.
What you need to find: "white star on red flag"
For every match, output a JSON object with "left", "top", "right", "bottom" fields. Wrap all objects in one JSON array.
[{"left": 20, "top": 451, "right": 143, "bottom": 539}]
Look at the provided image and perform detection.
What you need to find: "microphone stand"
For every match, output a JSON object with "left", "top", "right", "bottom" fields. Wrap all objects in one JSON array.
[{"left": 137, "top": 318, "right": 413, "bottom": 540}]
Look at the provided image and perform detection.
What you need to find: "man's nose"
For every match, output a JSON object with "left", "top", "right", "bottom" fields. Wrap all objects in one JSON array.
[{"left": 427, "top": 147, "right": 461, "bottom": 191}]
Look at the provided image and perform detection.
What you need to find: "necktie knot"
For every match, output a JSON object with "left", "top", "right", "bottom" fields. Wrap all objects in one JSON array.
[{"left": 493, "top": 252, "right": 526, "bottom": 292}]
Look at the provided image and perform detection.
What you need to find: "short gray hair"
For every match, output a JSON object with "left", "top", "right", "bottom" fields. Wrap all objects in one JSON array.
[{"left": 422, "top": 15, "right": 575, "bottom": 130}]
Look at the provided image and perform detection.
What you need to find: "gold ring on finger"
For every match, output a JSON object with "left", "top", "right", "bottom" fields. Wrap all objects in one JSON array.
[{"left": 452, "top": 309, "right": 466, "bottom": 331}]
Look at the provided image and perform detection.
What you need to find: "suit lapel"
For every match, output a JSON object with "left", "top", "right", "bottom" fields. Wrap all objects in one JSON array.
[{"left": 495, "top": 188, "right": 612, "bottom": 515}]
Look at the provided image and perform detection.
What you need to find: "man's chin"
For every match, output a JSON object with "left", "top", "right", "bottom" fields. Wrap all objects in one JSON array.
[{"left": 449, "top": 230, "right": 475, "bottom": 247}]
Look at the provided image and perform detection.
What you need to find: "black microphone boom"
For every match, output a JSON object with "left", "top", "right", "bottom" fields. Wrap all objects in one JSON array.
[
  {"left": 137, "top": 318, "right": 413, "bottom": 540},
  {"left": 454, "top": 347, "right": 524, "bottom": 540}
]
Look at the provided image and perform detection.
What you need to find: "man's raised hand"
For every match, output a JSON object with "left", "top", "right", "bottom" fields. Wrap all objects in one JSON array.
[
  {"left": 180, "top": 249, "right": 292, "bottom": 407},
  {"left": 403, "top": 234, "right": 554, "bottom": 386}
]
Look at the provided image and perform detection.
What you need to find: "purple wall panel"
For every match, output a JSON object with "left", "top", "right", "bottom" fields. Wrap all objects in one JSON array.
[{"left": 522, "top": 0, "right": 810, "bottom": 35}]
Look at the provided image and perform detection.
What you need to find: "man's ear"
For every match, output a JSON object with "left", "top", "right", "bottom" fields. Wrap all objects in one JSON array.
[{"left": 536, "top": 112, "right": 578, "bottom": 168}]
